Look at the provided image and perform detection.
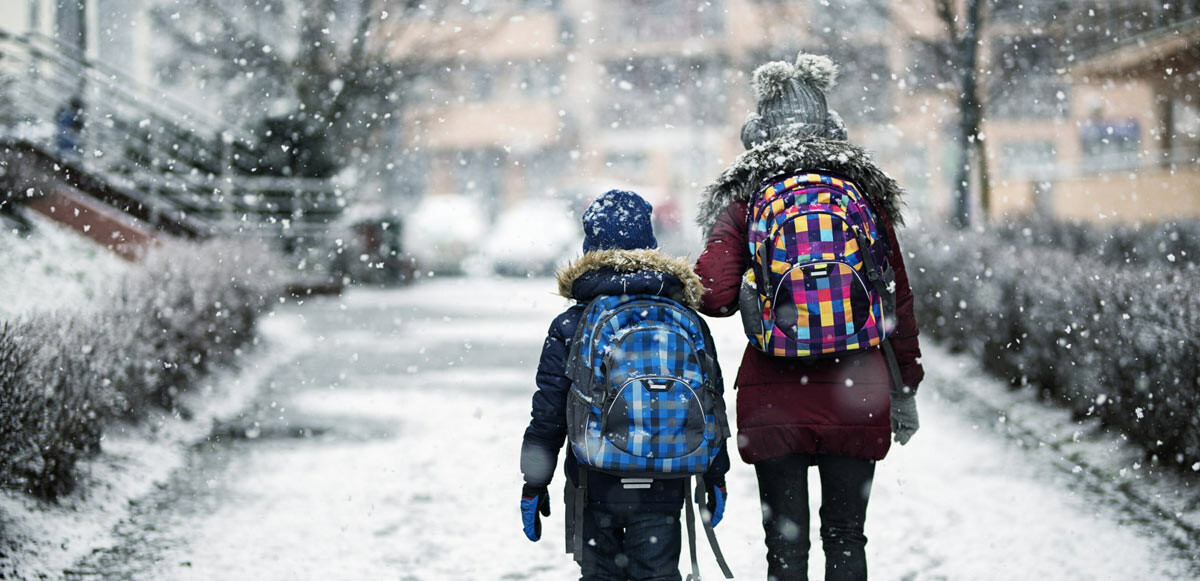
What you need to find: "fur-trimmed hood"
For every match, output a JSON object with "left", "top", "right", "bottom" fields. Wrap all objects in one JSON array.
[
  {"left": 555, "top": 248, "right": 706, "bottom": 309},
  {"left": 697, "top": 136, "right": 906, "bottom": 238}
]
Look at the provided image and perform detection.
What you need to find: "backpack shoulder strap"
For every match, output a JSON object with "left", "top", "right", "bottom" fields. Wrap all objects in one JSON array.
[
  {"left": 851, "top": 227, "right": 905, "bottom": 396},
  {"left": 689, "top": 476, "right": 735, "bottom": 579},
  {"left": 568, "top": 468, "right": 588, "bottom": 562},
  {"left": 563, "top": 301, "right": 600, "bottom": 391},
  {"left": 684, "top": 478, "right": 701, "bottom": 581}
]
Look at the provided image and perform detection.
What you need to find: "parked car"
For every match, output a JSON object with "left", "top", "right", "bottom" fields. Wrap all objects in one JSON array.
[
  {"left": 402, "top": 194, "right": 486, "bottom": 275},
  {"left": 479, "top": 197, "right": 580, "bottom": 277},
  {"left": 330, "top": 214, "right": 417, "bottom": 286}
]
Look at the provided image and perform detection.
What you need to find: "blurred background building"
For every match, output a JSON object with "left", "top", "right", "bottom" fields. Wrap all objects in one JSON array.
[
  {"left": 393, "top": 0, "right": 1200, "bottom": 256},
  {"left": 3, "top": 0, "right": 1199, "bottom": 264}
]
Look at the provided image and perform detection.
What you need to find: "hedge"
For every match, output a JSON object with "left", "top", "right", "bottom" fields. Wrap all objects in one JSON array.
[
  {"left": 988, "top": 217, "right": 1200, "bottom": 271},
  {"left": 907, "top": 222, "right": 1200, "bottom": 471},
  {"left": 0, "top": 239, "right": 281, "bottom": 499}
]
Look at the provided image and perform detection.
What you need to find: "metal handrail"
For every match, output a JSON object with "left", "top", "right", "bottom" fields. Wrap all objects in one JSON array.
[
  {"left": 0, "top": 31, "right": 345, "bottom": 245},
  {"left": 3, "top": 30, "right": 250, "bottom": 142}
]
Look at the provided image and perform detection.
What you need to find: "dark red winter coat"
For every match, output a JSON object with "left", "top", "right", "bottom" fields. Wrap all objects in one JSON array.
[{"left": 693, "top": 136, "right": 925, "bottom": 463}]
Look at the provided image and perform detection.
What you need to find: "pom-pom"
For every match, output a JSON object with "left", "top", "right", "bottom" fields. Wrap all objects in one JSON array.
[
  {"left": 751, "top": 61, "right": 796, "bottom": 101},
  {"left": 793, "top": 52, "right": 838, "bottom": 92}
]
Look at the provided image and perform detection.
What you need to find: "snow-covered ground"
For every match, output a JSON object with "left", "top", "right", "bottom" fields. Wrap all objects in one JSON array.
[
  {"left": 61, "top": 277, "right": 1199, "bottom": 580},
  {"left": 0, "top": 315, "right": 308, "bottom": 580},
  {"left": 0, "top": 210, "right": 131, "bottom": 319}
]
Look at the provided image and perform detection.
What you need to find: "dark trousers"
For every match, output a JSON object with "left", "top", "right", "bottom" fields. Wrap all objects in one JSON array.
[
  {"left": 755, "top": 453, "right": 875, "bottom": 581},
  {"left": 580, "top": 508, "right": 682, "bottom": 581}
]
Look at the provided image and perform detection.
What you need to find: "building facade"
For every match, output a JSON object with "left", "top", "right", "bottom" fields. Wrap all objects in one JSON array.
[
  {"left": 395, "top": 0, "right": 1200, "bottom": 238},
  {"left": 986, "top": 0, "right": 1200, "bottom": 222},
  {"left": 10, "top": 0, "right": 1196, "bottom": 235},
  {"left": 397, "top": 0, "right": 930, "bottom": 253}
]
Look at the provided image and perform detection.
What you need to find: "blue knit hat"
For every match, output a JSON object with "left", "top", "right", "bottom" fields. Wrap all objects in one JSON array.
[{"left": 581, "top": 190, "right": 657, "bottom": 253}]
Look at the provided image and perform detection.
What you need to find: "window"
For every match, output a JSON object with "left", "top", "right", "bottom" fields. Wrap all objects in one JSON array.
[
  {"left": 524, "top": 149, "right": 573, "bottom": 196},
  {"left": 992, "top": 0, "right": 1073, "bottom": 24},
  {"left": 825, "top": 44, "right": 891, "bottom": 124},
  {"left": 466, "top": 65, "right": 496, "bottom": 102},
  {"left": 989, "top": 35, "right": 1068, "bottom": 120},
  {"left": 518, "top": 61, "right": 564, "bottom": 99},
  {"left": 432, "top": 148, "right": 506, "bottom": 212},
  {"left": 521, "top": 0, "right": 561, "bottom": 10},
  {"left": 601, "top": 0, "right": 724, "bottom": 43},
  {"left": 810, "top": 0, "right": 890, "bottom": 35},
  {"left": 1080, "top": 119, "right": 1141, "bottom": 172},
  {"left": 1168, "top": 97, "right": 1200, "bottom": 164},
  {"left": 904, "top": 38, "right": 956, "bottom": 92},
  {"left": 1000, "top": 140, "right": 1057, "bottom": 177},
  {"left": 899, "top": 144, "right": 931, "bottom": 198},
  {"left": 599, "top": 56, "right": 727, "bottom": 129},
  {"left": 604, "top": 151, "right": 648, "bottom": 182}
]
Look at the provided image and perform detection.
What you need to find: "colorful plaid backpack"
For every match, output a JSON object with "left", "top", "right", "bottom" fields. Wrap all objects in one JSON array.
[
  {"left": 740, "top": 172, "right": 897, "bottom": 358},
  {"left": 565, "top": 294, "right": 727, "bottom": 476}
]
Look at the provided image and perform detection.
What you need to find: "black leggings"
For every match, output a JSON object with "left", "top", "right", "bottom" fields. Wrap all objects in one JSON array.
[{"left": 755, "top": 453, "right": 876, "bottom": 581}]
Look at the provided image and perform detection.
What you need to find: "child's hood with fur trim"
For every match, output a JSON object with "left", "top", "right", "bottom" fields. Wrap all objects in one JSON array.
[{"left": 555, "top": 248, "right": 707, "bottom": 309}]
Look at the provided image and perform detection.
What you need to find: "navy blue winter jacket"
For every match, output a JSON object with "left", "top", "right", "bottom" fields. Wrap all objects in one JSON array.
[{"left": 521, "top": 248, "right": 731, "bottom": 513}]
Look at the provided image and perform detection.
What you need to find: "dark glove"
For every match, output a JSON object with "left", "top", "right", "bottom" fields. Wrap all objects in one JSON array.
[
  {"left": 891, "top": 392, "right": 919, "bottom": 445},
  {"left": 521, "top": 484, "right": 551, "bottom": 542},
  {"left": 699, "top": 481, "right": 727, "bottom": 528}
]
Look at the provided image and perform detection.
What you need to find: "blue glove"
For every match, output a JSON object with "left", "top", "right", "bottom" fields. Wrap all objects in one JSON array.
[
  {"left": 702, "top": 481, "right": 727, "bottom": 528},
  {"left": 521, "top": 484, "right": 550, "bottom": 542}
]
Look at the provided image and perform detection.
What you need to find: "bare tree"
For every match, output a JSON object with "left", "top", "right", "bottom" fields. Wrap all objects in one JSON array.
[
  {"left": 149, "top": 0, "right": 495, "bottom": 177},
  {"left": 926, "top": 0, "right": 991, "bottom": 228},
  {"left": 753, "top": 0, "right": 993, "bottom": 227}
]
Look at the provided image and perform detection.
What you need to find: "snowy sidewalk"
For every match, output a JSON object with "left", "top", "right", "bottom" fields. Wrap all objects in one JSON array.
[{"left": 67, "top": 278, "right": 1198, "bottom": 580}]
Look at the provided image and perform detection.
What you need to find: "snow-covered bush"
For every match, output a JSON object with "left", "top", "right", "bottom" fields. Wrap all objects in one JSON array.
[
  {"left": 0, "top": 316, "right": 112, "bottom": 498},
  {"left": 0, "top": 322, "right": 50, "bottom": 493},
  {"left": 0, "top": 239, "right": 282, "bottom": 499},
  {"left": 104, "top": 239, "right": 281, "bottom": 415},
  {"left": 908, "top": 223, "right": 1200, "bottom": 471},
  {"left": 989, "top": 217, "right": 1200, "bottom": 271}
]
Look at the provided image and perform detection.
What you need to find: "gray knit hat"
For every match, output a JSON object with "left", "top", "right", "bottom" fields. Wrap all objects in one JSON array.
[{"left": 741, "top": 52, "right": 846, "bottom": 149}]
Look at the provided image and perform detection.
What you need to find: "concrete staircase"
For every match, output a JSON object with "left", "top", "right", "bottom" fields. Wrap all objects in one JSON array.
[{"left": 0, "top": 31, "right": 345, "bottom": 262}]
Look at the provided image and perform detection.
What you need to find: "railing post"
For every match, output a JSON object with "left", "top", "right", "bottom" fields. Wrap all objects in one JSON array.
[{"left": 220, "top": 130, "right": 235, "bottom": 234}]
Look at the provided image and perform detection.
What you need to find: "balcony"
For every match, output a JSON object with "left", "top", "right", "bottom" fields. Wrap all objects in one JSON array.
[{"left": 1071, "top": 0, "right": 1200, "bottom": 67}]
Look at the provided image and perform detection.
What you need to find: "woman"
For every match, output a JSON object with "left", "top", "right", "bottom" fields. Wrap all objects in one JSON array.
[{"left": 693, "top": 53, "right": 924, "bottom": 581}]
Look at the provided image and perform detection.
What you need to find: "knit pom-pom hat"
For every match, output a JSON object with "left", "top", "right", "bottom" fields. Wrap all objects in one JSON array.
[{"left": 742, "top": 51, "right": 843, "bottom": 149}]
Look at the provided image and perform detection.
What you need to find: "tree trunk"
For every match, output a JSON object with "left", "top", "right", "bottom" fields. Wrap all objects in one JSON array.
[
  {"left": 954, "top": 0, "right": 981, "bottom": 229},
  {"left": 976, "top": 138, "right": 991, "bottom": 223}
]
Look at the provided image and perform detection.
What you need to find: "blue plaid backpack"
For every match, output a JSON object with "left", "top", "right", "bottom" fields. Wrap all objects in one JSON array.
[
  {"left": 564, "top": 293, "right": 733, "bottom": 580},
  {"left": 565, "top": 294, "right": 727, "bottom": 477}
]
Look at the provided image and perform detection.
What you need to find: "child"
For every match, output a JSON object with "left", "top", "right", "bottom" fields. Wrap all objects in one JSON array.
[{"left": 520, "top": 189, "right": 731, "bottom": 581}]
